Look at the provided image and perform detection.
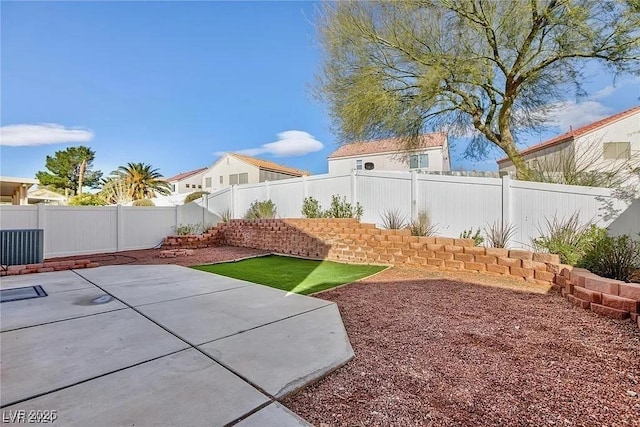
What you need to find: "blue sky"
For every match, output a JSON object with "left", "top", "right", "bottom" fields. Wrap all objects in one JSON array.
[{"left": 1, "top": 1, "right": 639, "bottom": 180}]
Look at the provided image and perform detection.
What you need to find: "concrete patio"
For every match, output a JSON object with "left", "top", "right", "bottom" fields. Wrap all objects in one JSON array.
[{"left": 0, "top": 265, "right": 354, "bottom": 426}]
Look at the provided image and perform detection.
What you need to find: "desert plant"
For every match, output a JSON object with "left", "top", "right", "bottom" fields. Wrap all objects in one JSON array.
[
  {"left": 68, "top": 193, "right": 106, "bottom": 206},
  {"left": 172, "top": 223, "right": 200, "bottom": 235},
  {"left": 184, "top": 191, "right": 210, "bottom": 204},
  {"left": 132, "top": 198, "right": 155, "bottom": 207},
  {"left": 580, "top": 233, "right": 640, "bottom": 282},
  {"left": 100, "top": 177, "right": 133, "bottom": 205},
  {"left": 302, "top": 196, "right": 324, "bottom": 218},
  {"left": 217, "top": 207, "right": 232, "bottom": 223},
  {"left": 324, "top": 195, "right": 363, "bottom": 220},
  {"left": 380, "top": 209, "right": 407, "bottom": 229},
  {"left": 460, "top": 228, "right": 484, "bottom": 246},
  {"left": 245, "top": 199, "right": 277, "bottom": 219},
  {"left": 484, "top": 221, "right": 517, "bottom": 248},
  {"left": 409, "top": 211, "right": 438, "bottom": 237}
]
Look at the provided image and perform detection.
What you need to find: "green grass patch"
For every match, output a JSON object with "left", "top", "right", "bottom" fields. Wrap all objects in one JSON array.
[{"left": 192, "top": 255, "right": 385, "bottom": 295}]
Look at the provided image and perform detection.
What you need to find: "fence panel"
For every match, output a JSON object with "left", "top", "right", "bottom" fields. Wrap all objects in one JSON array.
[
  {"left": 357, "top": 172, "right": 412, "bottom": 225},
  {"left": 268, "top": 179, "right": 306, "bottom": 218},
  {"left": 0, "top": 206, "right": 38, "bottom": 229},
  {"left": 44, "top": 207, "right": 119, "bottom": 257},
  {"left": 121, "top": 207, "right": 177, "bottom": 250},
  {"left": 306, "top": 174, "right": 352, "bottom": 209},
  {"left": 235, "top": 183, "right": 267, "bottom": 217},
  {"left": 178, "top": 202, "right": 221, "bottom": 229},
  {"left": 207, "top": 188, "right": 232, "bottom": 216}
]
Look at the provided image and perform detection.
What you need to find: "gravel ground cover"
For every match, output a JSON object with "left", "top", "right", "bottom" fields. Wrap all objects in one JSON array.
[{"left": 284, "top": 267, "right": 640, "bottom": 427}]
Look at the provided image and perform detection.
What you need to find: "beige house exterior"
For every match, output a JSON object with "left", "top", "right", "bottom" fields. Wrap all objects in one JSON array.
[
  {"left": 327, "top": 133, "right": 450, "bottom": 175},
  {"left": 0, "top": 176, "right": 39, "bottom": 205},
  {"left": 166, "top": 168, "right": 208, "bottom": 196},
  {"left": 497, "top": 106, "right": 640, "bottom": 176}
]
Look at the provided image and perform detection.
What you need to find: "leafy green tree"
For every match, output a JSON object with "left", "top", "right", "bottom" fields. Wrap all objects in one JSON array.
[
  {"left": 68, "top": 193, "right": 106, "bottom": 206},
  {"left": 36, "top": 146, "right": 102, "bottom": 195},
  {"left": 112, "top": 162, "right": 171, "bottom": 200},
  {"left": 317, "top": 1, "right": 640, "bottom": 178}
]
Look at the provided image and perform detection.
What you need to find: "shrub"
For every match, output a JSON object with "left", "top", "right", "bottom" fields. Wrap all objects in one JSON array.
[
  {"left": 132, "top": 198, "right": 155, "bottom": 207},
  {"left": 245, "top": 199, "right": 277, "bottom": 219},
  {"left": 68, "top": 193, "right": 106, "bottom": 206},
  {"left": 409, "top": 211, "right": 438, "bottom": 236},
  {"left": 324, "top": 195, "right": 363, "bottom": 220},
  {"left": 302, "top": 197, "right": 324, "bottom": 218},
  {"left": 380, "top": 209, "right": 407, "bottom": 229},
  {"left": 579, "top": 233, "right": 640, "bottom": 282},
  {"left": 460, "top": 228, "right": 484, "bottom": 246},
  {"left": 532, "top": 213, "right": 604, "bottom": 265},
  {"left": 184, "top": 191, "right": 210, "bottom": 204},
  {"left": 172, "top": 223, "right": 200, "bottom": 235},
  {"left": 484, "top": 221, "right": 517, "bottom": 248},
  {"left": 217, "top": 207, "right": 232, "bottom": 223}
]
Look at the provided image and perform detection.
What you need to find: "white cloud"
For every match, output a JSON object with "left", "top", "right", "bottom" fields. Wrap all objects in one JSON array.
[
  {"left": 215, "top": 130, "right": 324, "bottom": 157},
  {"left": 544, "top": 101, "right": 612, "bottom": 132},
  {"left": 0, "top": 123, "right": 94, "bottom": 147}
]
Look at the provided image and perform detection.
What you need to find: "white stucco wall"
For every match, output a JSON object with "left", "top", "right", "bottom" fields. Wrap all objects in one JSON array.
[
  {"left": 170, "top": 171, "right": 206, "bottom": 195},
  {"left": 200, "top": 155, "right": 260, "bottom": 192},
  {"left": 328, "top": 146, "right": 449, "bottom": 175}
]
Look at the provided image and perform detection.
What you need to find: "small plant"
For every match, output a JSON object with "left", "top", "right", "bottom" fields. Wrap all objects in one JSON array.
[
  {"left": 409, "top": 211, "right": 438, "bottom": 236},
  {"left": 380, "top": 209, "right": 407, "bottom": 229},
  {"left": 172, "top": 223, "right": 200, "bottom": 235},
  {"left": 217, "top": 207, "right": 232, "bottom": 223},
  {"left": 302, "top": 197, "right": 324, "bottom": 218},
  {"left": 184, "top": 191, "right": 210, "bottom": 204},
  {"left": 460, "top": 228, "right": 484, "bottom": 246},
  {"left": 532, "top": 212, "right": 603, "bottom": 265},
  {"left": 68, "top": 193, "right": 107, "bottom": 206},
  {"left": 324, "top": 195, "right": 363, "bottom": 220},
  {"left": 245, "top": 199, "right": 277, "bottom": 219},
  {"left": 132, "top": 198, "right": 155, "bottom": 207},
  {"left": 579, "top": 233, "right": 640, "bottom": 282},
  {"left": 484, "top": 221, "right": 517, "bottom": 248}
]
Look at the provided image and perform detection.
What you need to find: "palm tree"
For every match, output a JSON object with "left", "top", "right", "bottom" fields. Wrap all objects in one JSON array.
[{"left": 112, "top": 162, "right": 171, "bottom": 200}]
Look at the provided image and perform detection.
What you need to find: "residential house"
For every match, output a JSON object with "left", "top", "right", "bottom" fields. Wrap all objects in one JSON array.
[
  {"left": 327, "top": 132, "right": 451, "bottom": 175},
  {"left": 166, "top": 167, "right": 208, "bottom": 195},
  {"left": 0, "top": 176, "right": 39, "bottom": 205},
  {"left": 497, "top": 106, "right": 640, "bottom": 176},
  {"left": 200, "top": 153, "right": 307, "bottom": 192}
]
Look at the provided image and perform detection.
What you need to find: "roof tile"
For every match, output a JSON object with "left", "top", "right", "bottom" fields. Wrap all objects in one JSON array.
[{"left": 328, "top": 133, "right": 446, "bottom": 159}]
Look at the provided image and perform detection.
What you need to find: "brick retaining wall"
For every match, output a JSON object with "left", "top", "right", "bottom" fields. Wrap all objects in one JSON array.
[{"left": 1, "top": 259, "right": 100, "bottom": 276}]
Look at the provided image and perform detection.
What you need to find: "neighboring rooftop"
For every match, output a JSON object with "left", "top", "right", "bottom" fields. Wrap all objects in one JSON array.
[
  {"left": 165, "top": 167, "right": 208, "bottom": 182},
  {"left": 328, "top": 132, "right": 447, "bottom": 159},
  {"left": 497, "top": 105, "right": 640, "bottom": 164},
  {"left": 230, "top": 153, "right": 308, "bottom": 176}
]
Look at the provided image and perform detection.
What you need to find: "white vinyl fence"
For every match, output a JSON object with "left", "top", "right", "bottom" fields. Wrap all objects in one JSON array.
[
  {"left": 0, "top": 203, "right": 219, "bottom": 258},
  {"left": 205, "top": 170, "right": 639, "bottom": 249}
]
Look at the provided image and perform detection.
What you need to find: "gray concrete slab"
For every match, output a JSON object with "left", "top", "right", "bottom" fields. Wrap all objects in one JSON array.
[
  {"left": 0, "top": 309, "right": 189, "bottom": 406},
  {"left": 200, "top": 304, "right": 354, "bottom": 398},
  {"left": 0, "top": 287, "right": 126, "bottom": 331},
  {"left": 1, "top": 349, "right": 270, "bottom": 427},
  {"left": 137, "top": 283, "right": 332, "bottom": 345},
  {"left": 236, "top": 403, "right": 312, "bottom": 427},
  {"left": 0, "top": 270, "right": 95, "bottom": 293},
  {"left": 97, "top": 275, "right": 251, "bottom": 307},
  {"left": 75, "top": 264, "right": 209, "bottom": 286}
]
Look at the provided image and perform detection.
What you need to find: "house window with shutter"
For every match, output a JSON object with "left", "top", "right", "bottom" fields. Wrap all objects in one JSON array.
[
  {"left": 205, "top": 177, "right": 212, "bottom": 188},
  {"left": 355, "top": 159, "right": 363, "bottom": 170},
  {"left": 603, "top": 142, "right": 631, "bottom": 160},
  {"left": 409, "top": 153, "right": 429, "bottom": 169},
  {"left": 229, "top": 174, "right": 239, "bottom": 185},
  {"left": 239, "top": 173, "right": 248, "bottom": 184}
]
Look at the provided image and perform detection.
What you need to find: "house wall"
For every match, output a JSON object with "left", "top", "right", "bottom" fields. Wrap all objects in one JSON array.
[
  {"left": 201, "top": 155, "right": 260, "bottom": 192},
  {"left": 170, "top": 171, "right": 206, "bottom": 195},
  {"left": 498, "top": 140, "right": 574, "bottom": 173},
  {"left": 328, "top": 146, "right": 448, "bottom": 175}
]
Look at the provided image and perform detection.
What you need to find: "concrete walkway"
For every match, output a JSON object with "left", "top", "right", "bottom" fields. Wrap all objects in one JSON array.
[{"left": 0, "top": 265, "right": 354, "bottom": 426}]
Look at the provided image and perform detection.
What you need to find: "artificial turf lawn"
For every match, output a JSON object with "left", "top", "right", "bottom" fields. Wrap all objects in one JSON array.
[{"left": 192, "top": 255, "right": 386, "bottom": 295}]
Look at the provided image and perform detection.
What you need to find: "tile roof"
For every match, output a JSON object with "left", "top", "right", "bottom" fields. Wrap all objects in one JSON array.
[
  {"left": 328, "top": 132, "right": 447, "bottom": 159},
  {"left": 231, "top": 153, "right": 308, "bottom": 176},
  {"left": 165, "top": 167, "right": 208, "bottom": 182},
  {"left": 497, "top": 105, "right": 640, "bottom": 164}
]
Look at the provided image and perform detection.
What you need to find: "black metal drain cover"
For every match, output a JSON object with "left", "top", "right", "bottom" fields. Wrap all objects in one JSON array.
[{"left": 0, "top": 286, "right": 47, "bottom": 303}]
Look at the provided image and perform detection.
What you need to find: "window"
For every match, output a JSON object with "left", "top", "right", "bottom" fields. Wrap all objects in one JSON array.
[
  {"left": 409, "top": 153, "right": 429, "bottom": 169},
  {"left": 185, "top": 184, "right": 190, "bottom": 188},
  {"left": 219, "top": 176, "right": 223, "bottom": 184},
  {"left": 171, "top": 184, "right": 176, "bottom": 192},
  {"left": 603, "top": 142, "right": 631, "bottom": 160},
  {"left": 355, "top": 159, "right": 363, "bottom": 170},
  {"left": 364, "top": 162, "right": 374, "bottom": 170},
  {"left": 198, "top": 185, "right": 202, "bottom": 189},
  {"left": 205, "top": 177, "right": 212, "bottom": 188},
  {"left": 229, "top": 174, "right": 238, "bottom": 185},
  {"left": 239, "top": 173, "right": 249, "bottom": 184}
]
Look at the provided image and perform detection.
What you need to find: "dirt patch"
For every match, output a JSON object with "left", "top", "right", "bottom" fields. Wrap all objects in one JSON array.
[
  {"left": 284, "top": 267, "right": 640, "bottom": 427},
  {"left": 48, "top": 246, "right": 270, "bottom": 267}
]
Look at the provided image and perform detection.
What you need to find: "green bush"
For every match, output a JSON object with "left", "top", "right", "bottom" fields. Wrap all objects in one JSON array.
[
  {"left": 172, "top": 223, "right": 200, "bottom": 235},
  {"left": 245, "top": 199, "right": 277, "bottom": 219},
  {"left": 301, "top": 197, "right": 324, "bottom": 218},
  {"left": 460, "top": 228, "right": 484, "bottom": 246},
  {"left": 324, "top": 195, "right": 363, "bottom": 220},
  {"left": 409, "top": 211, "right": 438, "bottom": 236},
  {"left": 579, "top": 233, "right": 640, "bottom": 282},
  {"left": 532, "top": 213, "right": 605, "bottom": 265},
  {"left": 184, "top": 191, "right": 210, "bottom": 204},
  {"left": 68, "top": 193, "right": 106, "bottom": 206},
  {"left": 132, "top": 198, "right": 155, "bottom": 207}
]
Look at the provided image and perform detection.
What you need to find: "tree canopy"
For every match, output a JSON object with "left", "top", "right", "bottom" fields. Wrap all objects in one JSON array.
[
  {"left": 317, "top": 0, "right": 640, "bottom": 178},
  {"left": 35, "top": 146, "right": 102, "bottom": 195},
  {"left": 112, "top": 162, "right": 171, "bottom": 200}
]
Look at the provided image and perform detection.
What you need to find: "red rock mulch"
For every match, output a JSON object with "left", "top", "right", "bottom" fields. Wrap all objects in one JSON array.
[{"left": 284, "top": 267, "right": 640, "bottom": 427}]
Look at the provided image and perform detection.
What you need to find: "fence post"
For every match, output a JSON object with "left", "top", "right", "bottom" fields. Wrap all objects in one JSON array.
[
  {"left": 117, "top": 205, "right": 124, "bottom": 252},
  {"left": 302, "top": 175, "right": 308, "bottom": 198},
  {"left": 37, "top": 204, "right": 46, "bottom": 255},
  {"left": 265, "top": 180, "right": 270, "bottom": 200},
  {"left": 231, "top": 185, "right": 237, "bottom": 218},
  {"left": 502, "top": 175, "right": 511, "bottom": 226},
  {"left": 411, "top": 170, "right": 418, "bottom": 221},
  {"left": 350, "top": 169, "right": 358, "bottom": 206}
]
